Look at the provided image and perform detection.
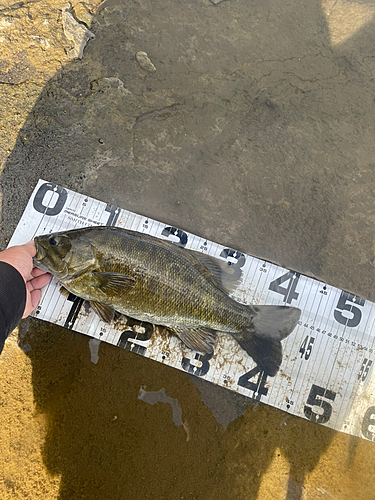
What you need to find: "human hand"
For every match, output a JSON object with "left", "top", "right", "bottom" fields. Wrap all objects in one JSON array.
[{"left": 0, "top": 241, "right": 51, "bottom": 318}]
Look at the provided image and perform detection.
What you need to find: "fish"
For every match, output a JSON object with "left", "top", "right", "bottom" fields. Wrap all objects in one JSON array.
[{"left": 33, "top": 226, "right": 301, "bottom": 376}]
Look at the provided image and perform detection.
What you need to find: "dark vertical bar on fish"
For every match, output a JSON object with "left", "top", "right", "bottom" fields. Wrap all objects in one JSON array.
[{"left": 63, "top": 203, "right": 121, "bottom": 329}]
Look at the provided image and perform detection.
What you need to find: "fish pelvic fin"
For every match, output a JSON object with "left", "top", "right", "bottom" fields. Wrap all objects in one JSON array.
[
  {"left": 170, "top": 327, "right": 216, "bottom": 353},
  {"left": 234, "top": 305, "right": 301, "bottom": 376},
  {"left": 90, "top": 301, "right": 117, "bottom": 323}
]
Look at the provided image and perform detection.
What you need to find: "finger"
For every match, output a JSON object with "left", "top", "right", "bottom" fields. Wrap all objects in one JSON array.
[
  {"left": 26, "top": 273, "right": 52, "bottom": 291},
  {"left": 30, "top": 289, "right": 41, "bottom": 310},
  {"left": 22, "top": 292, "right": 33, "bottom": 318},
  {"left": 30, "top": 267, "right": 50, "bottom": 278},
  {"left": 22, "top": 289, "right": 42, "bottom": 318},
  {"left": 25, "top": 267, "right": 49, "bottom": 282}
]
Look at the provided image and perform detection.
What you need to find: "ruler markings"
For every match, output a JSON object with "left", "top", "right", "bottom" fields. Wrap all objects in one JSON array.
[
  {"left": 299, "top": 281, "right": 326, "bottom": 408},
  {"left": 32, "top": 189, "right": 79, "bottom": 319},
  {"left": 9, "top": 180, "right": 375, "bottom": 441},
  {"left": 279, "top": 276, "right": 312, "bottom": 403},
  {"left": 336, "top": 302, "right": 375, "bottom": 428},
  {"left": 306, "top": 286, "right": 338, "bottom": 406},
  {"left": 334, "top": 345, "right": 363, "bottom": 429},
  {"left": 258, "top": 261, "right": 277, "bottom": 303}
]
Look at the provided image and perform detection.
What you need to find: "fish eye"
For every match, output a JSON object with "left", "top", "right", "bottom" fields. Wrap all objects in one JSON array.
[{"left": 49, "top": 237, "right": 59, "bottom": 246}]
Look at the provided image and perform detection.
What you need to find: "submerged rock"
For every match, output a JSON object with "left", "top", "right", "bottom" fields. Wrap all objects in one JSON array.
[{"left": 136, "top": 51, "right": 156, "bottom": 72}]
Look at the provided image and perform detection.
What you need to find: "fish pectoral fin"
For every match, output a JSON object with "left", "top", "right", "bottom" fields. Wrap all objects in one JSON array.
[
  {"left": 170, "top": 327, "right": 216, "bottom": 353},
  {"left": 92, "top": 271, "right": 136, "bottom": 296},
  {"left": 90, "top": 301, "right": 117, "bottom": 323}
]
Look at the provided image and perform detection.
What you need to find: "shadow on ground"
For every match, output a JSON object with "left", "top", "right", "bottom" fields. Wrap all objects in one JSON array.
[{"left": 20, "top": 319, "right": 336, "bottom": 500}]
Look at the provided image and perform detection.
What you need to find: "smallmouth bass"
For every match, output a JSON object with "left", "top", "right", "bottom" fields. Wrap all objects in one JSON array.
[{"left": 34, "top": 226, "right": 301, "bottom": 376}]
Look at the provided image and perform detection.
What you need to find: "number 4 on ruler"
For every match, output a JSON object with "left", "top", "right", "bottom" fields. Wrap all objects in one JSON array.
[
  {"left": 269, "top": 271, "right": 300, "bottom": 304},
  {"left": 237, "top": 366, "right": 269, "bottom": 401}
]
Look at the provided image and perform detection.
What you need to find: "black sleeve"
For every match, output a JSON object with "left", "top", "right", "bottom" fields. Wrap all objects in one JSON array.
[{"left": 0, "top": 261, "right": 26, "bottom": 355}]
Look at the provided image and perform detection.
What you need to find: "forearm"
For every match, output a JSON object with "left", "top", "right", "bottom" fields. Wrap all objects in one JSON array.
[{"left": 0, "top": 262, "right": 26, "bottom": 354}]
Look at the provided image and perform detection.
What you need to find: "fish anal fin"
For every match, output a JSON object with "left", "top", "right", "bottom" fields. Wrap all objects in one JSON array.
[
  {"left": 90, "top": 301, "right": 116, "bottom": 323},
  {"left": 170, "top": 326, "right": 216, "bottom": 353},
  {"left": 92, "top": 271, "right": 136, "bottom": 296}
]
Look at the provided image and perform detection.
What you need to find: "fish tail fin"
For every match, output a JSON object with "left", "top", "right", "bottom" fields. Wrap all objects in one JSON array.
[{"left": 234, "top": 305, "right": 301, "bottom": 376}]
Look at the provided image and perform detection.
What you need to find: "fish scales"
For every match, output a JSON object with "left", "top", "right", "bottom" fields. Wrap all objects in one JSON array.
[{"left": 77, "top": 228, "right": 249, "bottom": 331}]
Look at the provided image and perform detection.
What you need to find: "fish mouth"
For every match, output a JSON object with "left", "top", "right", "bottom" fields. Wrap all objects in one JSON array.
[
  {"left": 34, "top": 240, "right": 45, "bottom": 261},
  {"left": 33, "top": 240, "right": 49, "bottom": 272}
]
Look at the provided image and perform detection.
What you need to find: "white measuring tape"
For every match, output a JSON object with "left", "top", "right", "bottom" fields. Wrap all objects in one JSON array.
[{"left": 9, "top": 180, "right": 375, "bottom": 441}]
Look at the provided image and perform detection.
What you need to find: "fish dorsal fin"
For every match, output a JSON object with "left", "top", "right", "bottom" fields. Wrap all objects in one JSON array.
[
  {"left": 170, "top": 326, "right": 216, "bottom": 353},
  {"left": 109, "top": 228, "right": 241, "bottom": 294},
  {"left": 90, "top": 301, "right": 117, "bottom": 323},
  {"left": 187, "top": 251, "right": 242, "bottom": 295},
  {"left": 92, "top": 271, "right": 136, "bottom": 296}
]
